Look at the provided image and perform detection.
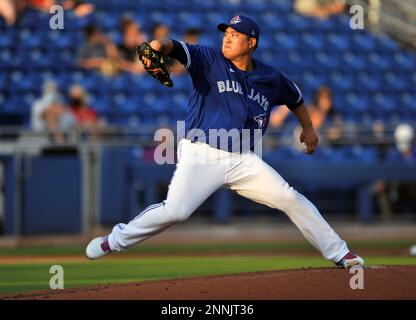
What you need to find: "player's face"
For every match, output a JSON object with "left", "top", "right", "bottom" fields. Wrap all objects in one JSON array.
[{"left": 222, "top": 27, "right": 254, "bottom": 60}]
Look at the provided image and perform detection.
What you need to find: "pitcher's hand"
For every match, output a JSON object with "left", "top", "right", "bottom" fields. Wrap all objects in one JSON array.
[{"left": 299, "top": 127, "right": 319, "bottom": 155}]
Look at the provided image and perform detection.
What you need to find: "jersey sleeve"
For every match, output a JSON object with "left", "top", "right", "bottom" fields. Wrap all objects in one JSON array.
[
  {"left": 276, "top": 72, "right": 304, "bottom": 110},
  {"left": 169, "top": 40, "right": 216, "bottom": 78}
]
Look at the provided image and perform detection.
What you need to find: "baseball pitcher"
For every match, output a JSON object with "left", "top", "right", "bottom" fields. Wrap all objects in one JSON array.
[{"left": 86, "top": 15, "right": 364, "bottom": 268}]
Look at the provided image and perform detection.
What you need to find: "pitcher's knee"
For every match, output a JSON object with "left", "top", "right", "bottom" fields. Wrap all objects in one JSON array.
[{"left": 272, "top": 185, "right": 303, "bottom": 210}]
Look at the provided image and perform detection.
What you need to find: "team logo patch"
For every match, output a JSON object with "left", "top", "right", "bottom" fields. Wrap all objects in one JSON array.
[
  {"left": 254, "top": 113, "right": 267, "bottom": 129},
  {"left": 230, "top": 16, "right": 241, "bottom": 24}
]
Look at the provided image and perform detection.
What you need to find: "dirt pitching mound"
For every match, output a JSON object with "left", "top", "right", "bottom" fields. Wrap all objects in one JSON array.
[{"left": 3, "top": 265, "right": 416, "bottom": 300}]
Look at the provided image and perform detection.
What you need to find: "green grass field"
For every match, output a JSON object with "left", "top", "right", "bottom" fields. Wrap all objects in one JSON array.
[{"left": 1, "top": 240, "right": 415, "bottom": 295}]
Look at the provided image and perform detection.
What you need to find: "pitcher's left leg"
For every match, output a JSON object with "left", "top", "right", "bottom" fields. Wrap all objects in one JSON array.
[{"left": 227, "top": 153, "right": 349, "bottom": 263}]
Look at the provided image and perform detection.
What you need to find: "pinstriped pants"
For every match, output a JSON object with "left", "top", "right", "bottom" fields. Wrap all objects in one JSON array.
[{"left": 109, "top": 139, "right": 349, "bottom": 262}]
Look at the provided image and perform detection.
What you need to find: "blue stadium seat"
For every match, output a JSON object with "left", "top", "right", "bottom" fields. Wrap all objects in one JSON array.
[
  {"left": 0, "top": 49, "right": 13, "bottom": 68},
  {"left": 351, "top": 33, "right": 376, "bottom": 51},
  {"left": 205, "top": 12, "right": 232, "bottom": 27},
  {"left": 393, "top": 52, "right": 416, "bottom": 70},
  {"left": 111, "top": 73, "right": 134, "bottom": 93},
  {"left": 315, "top": 52, "right": 340, "bottom": 69},
  {"left": 376, "top": 35, "right": 398, "bottom": 52},
  {"left": 150, "top": 11, "right": 172, "bottom": 27},
  {"left": 0, "top": 30, "right": 15, "bottom": 48},
  {"left": 176, "top": 12, "right": 204, "bottom": 30},
  {"left": 270, "top": 0, "right": 292, "bottom": 14},
  {"left": 342, "top": 51, "right": 367, "bottom": 71},
  {"left": 131, "top": 75, "right": 157, "bottom": 92},
  {"left": 368, "top": 53, "right": 392, "bottom": 71},
  {"left": 301, "top": 33, "right": 325, "bottom": 50},
  {"left": 287, "top": 13, "right": 311, "bottom": 31},
  {"left": 301, "top": 71, "right": 326, "bottom": 90},
  {"left": 96, "top": 12, "right": 120, "bottom": 30},
  {"left": 329, "top": 72, "right": 354, "bottom": 91},
  {"left": 4, "top": 93, "right": 35, "bottom": 112},
  {"left": 258, "top": 50, "right": 276, "bottom": 66},
  {"left": 143, "top": 93, "right": 171, "bottom": 113},
  {"left": 89, "top": 93, "right": 111, "bottom": 112},
  {"left": 10, "top": 70, "right": 33, "bottom": 91},
  {"left": 117, "top": 96, "right": 142, "bottom": 113},
  {"left": 357, "top": 71, "right": 382, "bottom": 91},
  {"left": 327, "top": 33, "right": 350, "bottom": 51},
  {"left": 198, "top": 34, "right": 217, "bottom": 47},
  {"left": 76, "top": 73, "right": 101, "bottom": 92},
  {"left": 19, "top": 9, "right": 46, "bottom": 28},
  {"left": 372, "top": 93, "right": 396, "bottom": 112},
  {"left": 240, "top": 0, "right": 268, "bottom": 13},
  {"left": 313, "top": 16, "right": 337, "bottom": 32},
  {"left": 287, "top": 50, "right": 313, "bottom": 70},
  {"left": 0, "top": 69, "right": 7, "bottom": 85},
  {"left": 260, "top": 12, "right": 286, "bottom": 31},
  {"left": 172, "top": 92, "right": 188, "bottom": 113},
  {"left": 400, "top": 93, "right": 416, "bottom": 110},
  {"left": 191, "top": 0, "right": 216, "bottom": 11},
  {"left": 344, "top": 93, "right": 369, "bottom": 113},
  {"left": 384, "top": 72, "right": 407, "bottom": 91}
]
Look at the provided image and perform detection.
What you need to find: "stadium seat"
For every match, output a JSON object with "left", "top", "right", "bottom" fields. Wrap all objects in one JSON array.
[
  {"left": 351, "top": 33, "right": 376, "bottom": 51},
  {"left": 342, "top": 52, "right": 367, "bottom": 71},
  {"left": 327, "top": 33, "right": 350, "bottom": 51},
  {"left": 260, "top": 12, "right": 286, "bottom": 31}
]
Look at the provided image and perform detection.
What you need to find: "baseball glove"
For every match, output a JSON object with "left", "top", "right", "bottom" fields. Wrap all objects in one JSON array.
[{"left": 136, "top": 42, "right": 174, "bottom": 88}]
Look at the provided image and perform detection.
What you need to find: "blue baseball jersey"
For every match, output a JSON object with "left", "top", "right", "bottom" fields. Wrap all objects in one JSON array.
[{"left": 169, "top": 40, "right": 303, "bottom": 151}]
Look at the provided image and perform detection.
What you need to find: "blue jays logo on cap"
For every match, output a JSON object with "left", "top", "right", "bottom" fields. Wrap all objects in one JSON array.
[
  {"left": 230, "top": 16, "right": 241, "bottom": 25},
  {"left": 217, "top": 14, "right": 260, "bottom": 41}
]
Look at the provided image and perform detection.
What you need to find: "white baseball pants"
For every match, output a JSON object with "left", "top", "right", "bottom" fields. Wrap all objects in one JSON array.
[{"left": 108, "top": 139, "right": 349, "bottom": 262}]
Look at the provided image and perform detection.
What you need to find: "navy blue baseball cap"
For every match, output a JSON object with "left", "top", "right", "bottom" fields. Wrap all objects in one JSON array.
[{"left": 217, "top": 15, "right": 260, "bottom": 43}]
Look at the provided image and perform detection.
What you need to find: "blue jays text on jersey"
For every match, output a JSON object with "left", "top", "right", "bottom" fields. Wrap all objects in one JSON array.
[
  {"left": 216, "top": 80, "right": 270, "bottom": 112},
  {"left": 169, "top": 40, "right": 304, "bottom": 150}
]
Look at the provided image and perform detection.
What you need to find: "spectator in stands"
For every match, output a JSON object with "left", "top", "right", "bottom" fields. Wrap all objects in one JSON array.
[
  {"left": 117, "top": 17, "right": 147, "bottom": 74},
  {"left": 270, "top": 86, "right": 344, "bottom": 154},
  {"left": 151, "top": 23, "right": 185, "bottom": 76},
  {"left": 270, "top": 86, "right": 340, "bottom": 129},
  {"left": 184, "top": 28, "right": 201, "bottom": 44},
  {"left": 67, "top": 85, "right": 103, "bottom": 139},
  {"left": 152, "top": 23, "right": 170, "bottom": 39},
  {"left": 0, "top": 0, "right": 16, "bottom": 26},
  {"left": 308, "top": 86, "right": 343, "bottom": 146},
  {"left": 308, "top": 86, "right": 341, "bottom": 130},
  {"left": 28, "top": 0, "right": 55, "bottom": 12},
  {"left": 77, "top": 25, "right": 120, "bottom": 76},
  {"left": 64, "top": 0, "right": 94, "bottom": 17},
  {"left": 374, "top": 123, "right": 416, "bottom": 220},
  {"left": 31, "top": 81, "right": 75, "bottom": 142},
  {"left": 387, "top": 124, "right": 416, "bottom": 163},
  {"left": 294, "top": 0, "right": 346, "bottom": 19},
  {"left": 372, "top": 120, "right": 390, "bottom": 161}
]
